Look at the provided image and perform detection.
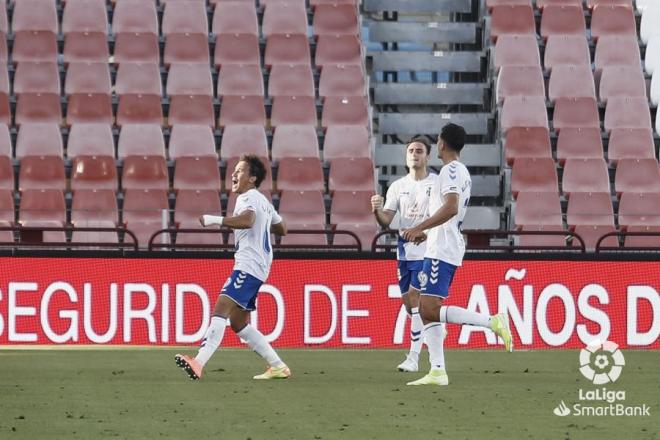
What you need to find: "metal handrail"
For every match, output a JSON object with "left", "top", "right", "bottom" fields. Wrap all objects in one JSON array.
[
  {"left": 595, "top": 231, "right": 660, "bottom": 252},
  {"left": 0, "top": 225, "right": 139, "bottom": 251}
]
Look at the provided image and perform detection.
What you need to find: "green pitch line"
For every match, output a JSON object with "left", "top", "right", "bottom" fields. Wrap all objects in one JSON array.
[{"left": 0, "top": 350, "right": 657, "bottom": 440}]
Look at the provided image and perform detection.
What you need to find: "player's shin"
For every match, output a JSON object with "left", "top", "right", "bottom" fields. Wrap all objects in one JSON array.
[
  {"left": 195, "top": 315, "right": 227, "bottom": 366},
  {"left": 238, "top": 324, "right": 285, "bottom": 368},
  {"left": 424, "top": 322, "right": 446, "bottom": 372},
  {"left": 440, "top": 305, "right": 490, "bottom": 328},
  {"left": 409, "top": 307, "right": 423, "bottom": 360}
]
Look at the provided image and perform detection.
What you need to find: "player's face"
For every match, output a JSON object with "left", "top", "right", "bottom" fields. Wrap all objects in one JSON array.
[
  {"left": 405, "top": 142, "right": 429, "bottom": 169},
  {"left": 231, "top": 161, "right": 255, "bottom": 194}
]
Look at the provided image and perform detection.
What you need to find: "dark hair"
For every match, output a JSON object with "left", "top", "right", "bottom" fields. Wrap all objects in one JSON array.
[
  {"left": 439, "top": 123, "right": 466, "bottom": 153},
  {"left": 239, "top": 154, "right": 267, "bottom": 188},
  {"left": 407, "top": 136, "right": 431, "bottom": 155}
]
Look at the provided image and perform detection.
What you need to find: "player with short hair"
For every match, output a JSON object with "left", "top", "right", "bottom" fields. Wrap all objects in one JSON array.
[
  {"left": 402, "top": 123, "right": 513, "bottom": 386},
  {"left": 175, "top": 155, "right": 291, "bottom": 381},
  {"left": 371, "top": 137, "right": 444, "bottom": 372}
]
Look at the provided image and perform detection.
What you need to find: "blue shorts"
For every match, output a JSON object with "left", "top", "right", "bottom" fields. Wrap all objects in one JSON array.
[
  {"left": 419, "top": 258, "right": 458, "bottom": 298},
  {"left": 397, "top": 260, "right": 424, "bottom": 294},
  {"left": 220, "top": 270, "right": 263, "bottom": 311}
]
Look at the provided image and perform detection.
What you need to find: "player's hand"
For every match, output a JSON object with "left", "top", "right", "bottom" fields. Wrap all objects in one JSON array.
[
  {"left": 402, "top": 227, "right": 425, "bottom": 243},
  {"left": 371, "top": 195, "right": 384, "bottom": 212},
  {"left": 412, "top": 232, "right": 427, "bottom": 244}
]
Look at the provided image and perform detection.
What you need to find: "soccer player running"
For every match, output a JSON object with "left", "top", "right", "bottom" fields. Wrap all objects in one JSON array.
[
  {"left": 371, "top": 138, "right": 443, "bottom": 372},
  {"left": 401, "top": 123, "right": 513, "bottom": 386},
  {"left": 175, "top": 155, "right": 291, "bottom": 381}
]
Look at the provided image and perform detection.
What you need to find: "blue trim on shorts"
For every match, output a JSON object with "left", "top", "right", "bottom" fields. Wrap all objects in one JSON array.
[
  {"left": 220, "top": 270, "right": 263, "bottom": 311},
  {"left": 397, "top": 259, "right": 424, "bottom": 293},
  {"left": 419, "top": 258, "right": 457, "bottom": 298}
]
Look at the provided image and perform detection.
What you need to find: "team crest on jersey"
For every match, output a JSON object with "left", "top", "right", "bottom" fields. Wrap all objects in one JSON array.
[{"left": 418, "top": 272, "right": 428, "bottom": 287}]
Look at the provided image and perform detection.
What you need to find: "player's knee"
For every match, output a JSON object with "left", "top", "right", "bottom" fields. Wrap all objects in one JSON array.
[{"left": 420, "top": 306, "right": 437, "bottom": 323}]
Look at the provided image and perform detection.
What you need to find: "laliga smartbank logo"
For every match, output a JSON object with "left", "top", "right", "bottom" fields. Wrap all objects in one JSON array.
[{"left": 553, "top": 340, "right": 650, "bottom": 417}]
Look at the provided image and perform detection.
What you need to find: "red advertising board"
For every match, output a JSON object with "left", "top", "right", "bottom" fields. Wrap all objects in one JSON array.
[{"left": 0, "top": 258, "right": 657, "bottom": 349}]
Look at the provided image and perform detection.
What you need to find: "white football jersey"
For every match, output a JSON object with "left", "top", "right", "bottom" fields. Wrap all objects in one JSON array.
[
  {"left": 233, "top": 189, "right": 282, "bottom": 281},
  {"left": 424, "top": 160, "right": 471, "bottom": 266},
  {"left": 383, "top": 173, "right": 438, "bottom": 261}
]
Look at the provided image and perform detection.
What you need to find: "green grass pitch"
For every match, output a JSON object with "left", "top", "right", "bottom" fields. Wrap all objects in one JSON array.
[{"left": 0, "top": 349, "right": 658, "bottom": 440}]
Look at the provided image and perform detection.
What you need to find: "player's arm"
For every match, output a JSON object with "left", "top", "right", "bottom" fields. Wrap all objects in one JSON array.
[
  {"left": 401, "top": 193, "right": 459, "bottom": 243},
  {"left": 199, "top": 210, "right": 255, "bottom": 230},
  {"left": 371, "top": 188, "right": 396, "bottom": 228},
  {"left": 271, "top": 219, "right": 287, "bottom": 236}
]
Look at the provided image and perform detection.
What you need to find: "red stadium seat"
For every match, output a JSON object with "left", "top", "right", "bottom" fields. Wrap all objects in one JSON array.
[
  {"left": 315, "top": 35, "right": 362, "bottom": 68},
  {"left": 175, "top": 189, "right": 224, "bottom": 246},
  {"left": 116, "top": 95, "right": 163, "bottom": 126},
  {"left": 12, "top": 0, "right": 57, "bottom": 33},
  {"left": 0, "top": 123, "right": 10, "bottom": 158},
  {"left": 496, "top": 65, "right": 545, "bottom": 104},
  {"left": 112, "top": 0, "right": 158, "bottom": 35},
  {"left": 614, "top": 158, "right": 660, "bottom": 195},
  {"left": 114, "top": 33, "right": 160, "bottom": 65},
  {"left": 62, "top": 0, "right": 108, "bottom": 35},
  {"left": 504, "top": 127, "right": 552, "bottom": 165},
  {"left": 18, "top": 156, "right": 66, "bottom": 191},
  {"left": 594, "top": 36, "right": 641, "bottom": 72},
  {"left": 548, "top": 64, "right": 595, "bottom": 102},
  {"left": 72, "top": 189, "right": 119, "bottom": 223},
  {"left": 493, "top": 35, "right": 540, "bottom": 71},
  {"left": 607, "top": 128, "right": 656, "bottom": 164},
  {"left": 313, "top": 4, "right": 360, "bottom": 36},
  {"left": 67, "top": 123, "right": 114, "bottom": 158},
  {"left": 223, "top": 156, "right": 272, "bottom": 192},
  {"left": 323, "top": 125, "right": 371, "bottom": 162},
  {"left": 566, "top": 192, "right": 615, "bottom": 228},
  {"left": 66, "top": 94, "right": 114, "bottom": 125},
  {"left": 276, "top": 157, "right": 325, "bottom": 192},
  {"left": 169, "top": 125, "right": 217, "bottom": 159},
  {"left": 278, "top": 190, "right": 326, "bottom": 225},
  {"left": 217, "top": 65, "right": 265, "bottom": 97},
  {"left": 514, "top": 191, "right": 563, "bottom": 228},
  {"left": 218, "top": 96, "right": 266, "bottom": 128},
  {"left": 501, "top": 96, "right": 548, "bottom": 132},
  {"left": 271, "top": 125, "right": 320, "bottom": 161},
  {"left": 19, "top": 189, "right": 66, "bottom": 225},
  {"left": 333, "top": 222, "right": 377, "bottom": 249},
  {"left": 122, "top": 188, "right": 170, "bottom": 248},
  {"left": 263, "top": 1, "right": 308, "bottom": 37},
  {"left": 322, "top": 96, "right": 369, "bottom": 128},
  {"left": 219, "top": 125, "right": 268, "bottom": 160},
  {"left": 553, "top": 97, "right": 600, "bottom": 132},
  {"left": 15, "top": 94, "right": 62, "bottom": 126},
  {"left": 624, "top": 225, "right": 660, "bottom": 248},
  {"left": 486, "top": 0, "right": 532, "bottom": 10},
  {"left": 544, "top": 35, "right": 590, "bottom": 71},
  {"left": 591, "top": 5, "right": 636, "bottom": 41},
  {"left": 214, "top": 33, "right": 261, "bottom": 67},
  {"left": 213, "top": 1, "right": 258, "bottom": 35},
  {"left": 587, "top": 0, "right": 633, "bottom": 7},
  {"left": 269, "top": 64, "right": 315, "bottom": 98},
  {"left": 121, "top": 156, "right": 169, "bottom": 190},
  {"left": 167, "top": 64, "right": 214, "bottom": 97},
  {"left": 64, "top": 32, "right": 110, "bottom": 64},
  {"left": 562, "top": 158, "right": 611, "bottom": 196},
  {"left": 71, "top": 219, "right": 120, "bottom": 246},
  {"left": 164, "top": 33, "right": 211, "bottom": 66},
  {"left": 598, "top": 66, "right": 647, "bottom": 103},
  {"left": 556, "top": 127, "right": 603, "bottom": 165},
  {"left": 0, "top": 38, "right": 7, "bottom": 65},
  {"left": 16, "top": 123, "right": 63, "bottom": 159},
  {"left": 264, "top": 34, "right": 312, "bottom": 67},
  {"left": 13, "top": 31, "right": 58, "bottom": 64},
  {"left": 115, "top": 63, "right": 162, "bottom": 96},
  {"left": 510, "top": 157, "right": 558, "bottom": 197},
  {"left": 118, "top": 124, "right": 166, "bottom": 159},
  {"left": 14, "top": 62, "right": 60, "bottom": 95},
  {"left": 0, "top": 64, "right": 6, "bottom": 96},
  {"left": 618, "top": 192, "right": 660, "bottom": 227},
  {"left": 0, "top": 188, "right": 12, "bottom": 224},
  {"left": 537, "top": 0, "right": 582, "bottom": 8},
  {"left": 320, "top": 64, "right": 366, "bottom": 98},
  {"left": 271, "top": 96, "right": 318, "bottom": 127},
  {"left": 71, "top": 155, "right": 119, "bottom": 191},
  {"left": 330, "top": 190, "right": 372, "bottom": 224},
  {"left": 0, "top": 156, "right": 13, "bottom": 190},
  {"left": 280, "top": 225, "right": 328, "bottom": 246},
  {"left": 0, "top": 0, "right": 6, "bottom": 34},
  {"left": 162, "top": 0, "right": 209, "bottom": 35},
  {"left": 490, "top": 5, "right": 536, "bottom": 41},
  {"left": 519, "top": 224, "right": 567, "bottom": 248},
  {"left": 173, "top": 156, "right": 222, "bottom": 192},
  {"left": 328, "top": 157, "right": 375, "bottom": 192},
  {"left": 168, "top": 96, "right": 215, "bottom": 128},
  {"left": 65, "top": 62, "right": 111, "bottom": 95},
  {"left": 540, "top": 5, "right": 586, "bottom": 39},
  {"left": 573, "top": 224, "right": 619, "bottom": 251},
  {"left": 604, "top": 97, "right": 652, "bottom": 132}
]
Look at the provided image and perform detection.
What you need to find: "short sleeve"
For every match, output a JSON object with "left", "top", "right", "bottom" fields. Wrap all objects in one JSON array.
[
  {"left": 439, "top": 165, "right": 460, "bottom": 196},
  {"left": 271, "top": 209, "right": 282, "bottom": 225},
  {"left": 234, "top": 193, "right": 256, "bottom": 216},
  {"left": 383, "top": 180, "right": 399, "bottom": 212}
]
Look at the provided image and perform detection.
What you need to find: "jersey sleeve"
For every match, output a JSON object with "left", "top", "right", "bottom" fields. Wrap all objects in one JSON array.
[
  {"left": 383, "top": 180, "right": 399, "bottom": 212},
  {"left": 271, "top": 208, "right": 283, "bottom": 225},
  {"left": 439, "top": 165, "right": 460, "bottom": 196},
  {"left": 234, "top": 193, "right": 257, "bottom": 216}
]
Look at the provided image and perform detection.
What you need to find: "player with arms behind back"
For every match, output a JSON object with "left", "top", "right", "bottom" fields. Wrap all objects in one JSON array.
[
  {"left": 371, "top": 138, "right": 444, "bottom": 372},
  {"left": 402, "top": 124, "right": 513, "bottom": 386},
  {"left": 175, "top": 155, "right": 291, "bottom": 381}
]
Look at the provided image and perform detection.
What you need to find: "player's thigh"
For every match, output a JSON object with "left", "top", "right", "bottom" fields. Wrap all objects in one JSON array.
[
  {"left": 418, "top": 294, "right": 444, "bottom": 323},
  {"left": 229, "top": 308, "right": 251, "bottom": 332}
]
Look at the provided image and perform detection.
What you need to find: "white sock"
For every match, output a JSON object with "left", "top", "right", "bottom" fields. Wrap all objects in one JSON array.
[
  {"left": 237, "top": 324, "right": 285, "bottom": 368},
  {"left": 440, "top": 305, "right": 491, "bottom": 328},
  {"left": 195, "top": 315, "right": 227, "bottom": 366},
  {"left": 424, "top": 322, "right": 446, "bottom": 371},
  {"left": 409, "top": 307, "right": 423, "bottom": 361}
]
